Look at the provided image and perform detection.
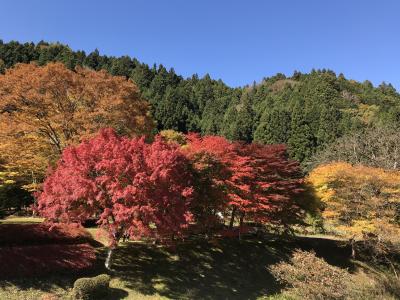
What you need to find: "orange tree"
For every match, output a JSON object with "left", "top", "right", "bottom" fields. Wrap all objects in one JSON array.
[{"left": 0, "top": 62, "right": 153, "bottom": 183}]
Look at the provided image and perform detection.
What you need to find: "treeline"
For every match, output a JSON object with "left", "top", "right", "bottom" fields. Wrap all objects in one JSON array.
[{"left": 1, "top": 40, "right": 400, "bottom": 163}]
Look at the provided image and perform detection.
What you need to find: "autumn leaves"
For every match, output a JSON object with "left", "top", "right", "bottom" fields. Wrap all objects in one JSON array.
[
  {"left": 0, "top": 62, "right": 306, "bottom": 244},
  {"left": 36, "top": 128, "right": 303, "bottom": 245},
  {"left": 0, "top": 63, "right": 153, "bottom": 181},
  {"left": 2, "top": 62, "right": 398, "bottom": 252}
]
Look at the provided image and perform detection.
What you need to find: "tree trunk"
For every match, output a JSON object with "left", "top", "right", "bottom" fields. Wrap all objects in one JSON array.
[
  {"left": 229, "top": 207, "right": 237, "bottom": 229},
  {"left": 105, "top": 247, "right": 114, "bottom": 270},
  {"left": 238, "top": 212, "right": 245, "bottom": 241},
  {"left": 105, "top": 228, "right": 123, "bottom": 270},
  {"left": 350, "top": 237, "right": 356, "bottom": 259}
]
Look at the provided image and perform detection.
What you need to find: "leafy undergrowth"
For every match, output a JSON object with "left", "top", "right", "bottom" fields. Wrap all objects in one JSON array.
[
  {"left": 0, "top": 223, "right": 96, "bottom": 246},
  {"left": 0, "top": 222, "right": 99, "bottom": 280},
  {"left": 0, "top": 243, "right": 97, "bottom": 279}
]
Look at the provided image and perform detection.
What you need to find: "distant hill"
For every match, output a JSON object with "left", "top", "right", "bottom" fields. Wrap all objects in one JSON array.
[{"left": 1, "top": 40, "right": 399, "bottom": 163}]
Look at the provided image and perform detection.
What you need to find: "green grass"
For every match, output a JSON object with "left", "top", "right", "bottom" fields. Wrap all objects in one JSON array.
[
  {"left": 0, "top": 234, "right": 353, "bottom": 299},
  {"left": 0, "top": 217, "right": 395, "bottom": 300},
  {"left": 0, "top": 215, "right": 44, "bottom": 224},
  {"left": 0, "top": 237, "right": 287, "bottom": 299},
  {"left": 85, "top": 227, "right": 111, "bottom": 247}
]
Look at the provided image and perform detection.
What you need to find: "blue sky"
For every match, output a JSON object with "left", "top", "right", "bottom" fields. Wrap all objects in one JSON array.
[{"left": 1, "top": 0, "right": 399, "bottom": 89}]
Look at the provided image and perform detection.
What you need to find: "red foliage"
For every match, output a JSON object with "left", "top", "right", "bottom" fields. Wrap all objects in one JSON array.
[
  {"left": 37, "top": 128, "right": 194, "bottom": 245},
  {"left": 184, "top": 133, "right": 252, "bottom": 209},
  {"left": 184, "top": 134, "right": 303, "bottom": 228},
  {"left": 0, "top": 223, "right": 92, "bottom": 246},
  {"left": 36, "top": 129, "right": 304, "bottom": 243},
  {"left": 240, "top": 143, "right": 304, "bottom": 225},
  {"left": 183, "top": 134, "right": 236, "bottom": 228},
  {"left": 0, "top": 243, "right": 96, "bottom": 279}
]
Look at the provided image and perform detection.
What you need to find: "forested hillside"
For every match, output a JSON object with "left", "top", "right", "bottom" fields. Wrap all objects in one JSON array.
[
  {"left": 1, "top": 39, "right": 400, "bottom": 300},
  {"left": 1, "top": 40, "right": 399, "bottom": 163}
]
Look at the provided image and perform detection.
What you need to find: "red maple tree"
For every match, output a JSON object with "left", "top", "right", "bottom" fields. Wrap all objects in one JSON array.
[
  {"left": 37, "top": 128, "right": 194, "bottom": 247},
  {"left": 37, "top": 128, "right": 304, "bottom": 264},
  {"left": 240, "top": 143, "right": 303, "bottom": 227},
  {"left": 184, "top": 134, "right": 303, "bottom": 233}
]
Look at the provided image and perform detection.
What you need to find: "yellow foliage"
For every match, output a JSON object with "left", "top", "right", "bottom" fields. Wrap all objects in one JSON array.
[
  {"left": 159, "top": 130, "right": 187, "bottom": 145},
  {"left": 307, "top": 162, "right": 400, "bottom": 238},
  {"left": 341, "top": 104, "right": 379, "bottom": 125},
  {"left": 358, "top": 104, "right": 379, "bottom": 124},
  {"left": 0, "top": 171, "right": 19, "bottom": 187}
]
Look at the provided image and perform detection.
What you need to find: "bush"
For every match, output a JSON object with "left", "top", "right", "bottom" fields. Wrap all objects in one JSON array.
[
  {"left": 378, "top": 274, "right": 400, "bottom": 299},
  {"left": 270, "top": 250, "right": 353, "bottom": 300},
  {"left": 72, "top": 274, "right": 111, "bottom": 300},
  {"left": 0, "top": 243, "right": 96, "bottom": 279},
  {"left": 0, "top": 223, "right": 93, "bottom": 246},
  {"left": 356, "top": 227, "right": 400, "bottom": 273}
]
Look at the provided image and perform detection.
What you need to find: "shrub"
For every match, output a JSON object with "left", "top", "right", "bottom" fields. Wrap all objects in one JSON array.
[
  {"left": 378, "top": 274, "right": 400, "bottom": 299},
  {"left": 356, "top": 226, "right": 400, "bottom": 274},
  {"left": 0, "top": 223, "right": 93, "bottom": 246},
  {"left": 270, "top": 250, "right": 353, "bottom": 299},
  {"left": 0, "top": 243, "right": 96, "bottom": 279},
  {"left": 72, "top": 274, "right": 111, "bottom": 300}
]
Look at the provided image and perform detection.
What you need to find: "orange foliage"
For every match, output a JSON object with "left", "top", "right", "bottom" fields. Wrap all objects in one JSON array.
[{"left": 0, "top": 62, "right": 153, "bottom": 181}]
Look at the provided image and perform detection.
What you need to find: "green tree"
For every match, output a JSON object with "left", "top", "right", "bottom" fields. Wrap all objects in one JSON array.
[
  {"left": 254, "top": 109, "right": 291, "bottom": 144},
  {"left": 288, "top": 103, "right": 316, "bottom": 162},
  {"left": 84, "top": 49, "right": 101, "bottom": 70},
  {"left": 222, "top": 93, "right": 255, "bottom": 142},
  {"left": 316, "top": 105, "right": 341, "bottom": 148}
]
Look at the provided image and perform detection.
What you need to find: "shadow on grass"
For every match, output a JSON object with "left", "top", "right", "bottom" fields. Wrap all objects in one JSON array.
[
  {"left": 102, "top": 235, "right": 353, "bottom": 300},
  {"left": 0, "top": 234, "right": 354, "bottom": 300},
  {"left": 292, "top": 235, "right": 354, "bottom": 270},
  {"left": 0, "top": 254, "right": 128, "bottom": 300},
  {"left": 108, "top": 238, "right": 281, "bottom": 300}
]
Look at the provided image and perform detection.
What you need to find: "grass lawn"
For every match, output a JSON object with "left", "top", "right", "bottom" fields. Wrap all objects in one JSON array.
[
  {"left": 0, "top": 216, "right": 381, "bottom": 300},
  {"left": 0, "top": 215, "right": 44, "bottom": 224}
]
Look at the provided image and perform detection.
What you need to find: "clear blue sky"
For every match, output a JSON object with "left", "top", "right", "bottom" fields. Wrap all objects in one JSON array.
[{"left": 1, "top": 0, "right": 399, "bottom": 89}]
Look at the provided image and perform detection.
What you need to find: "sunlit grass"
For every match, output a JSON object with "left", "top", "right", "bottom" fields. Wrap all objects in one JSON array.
[
  {"left": 0, "top": 216, "right": 44, "bottom": 224},
  {"left": 85, "top": 227, "right": 110, "bottom": 247}
]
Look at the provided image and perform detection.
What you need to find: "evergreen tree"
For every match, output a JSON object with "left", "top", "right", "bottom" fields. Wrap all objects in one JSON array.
[
  {"left": 130, "top": 63, "right": 154, "bottom": 89},
  {"left": 288, "top": 103, "right": 316, "bottom": 162},
  {"left": 110, "top": 56, "right": 135, "bottom": 77},
  {"left": 1, "top": 40, "right": 400, "bottom": 165},
  {"left": 201, "top": 95, "right": 232, "bottom": 135},
  {"left": 222, "top": 93, "right": 255, "bottom": 143},
  {"left": 84, "top": 49, "right": 101, "bottom": 70},
  {"left": 0, "top": 59, "right": 5, "bottom": 74},
  {"left": 254, "top": 109, "right": 291, "bottom": 144},
  {"left": 316, "top": 106, "right": 341, "bottom": 148}
]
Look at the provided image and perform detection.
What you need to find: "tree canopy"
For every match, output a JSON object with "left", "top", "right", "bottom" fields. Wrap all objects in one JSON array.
[
  {"left": 307, "top": 162, "right": 400, "bottom": 240},
  {"left": 0, "top": 62, "right": 153, "bottom": 182},
  {"left": 1, "top": 40, "right": 399, "bottom": 164},
  {"left": 37, "top": 128, "right": 194, "bottom": 245}
]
